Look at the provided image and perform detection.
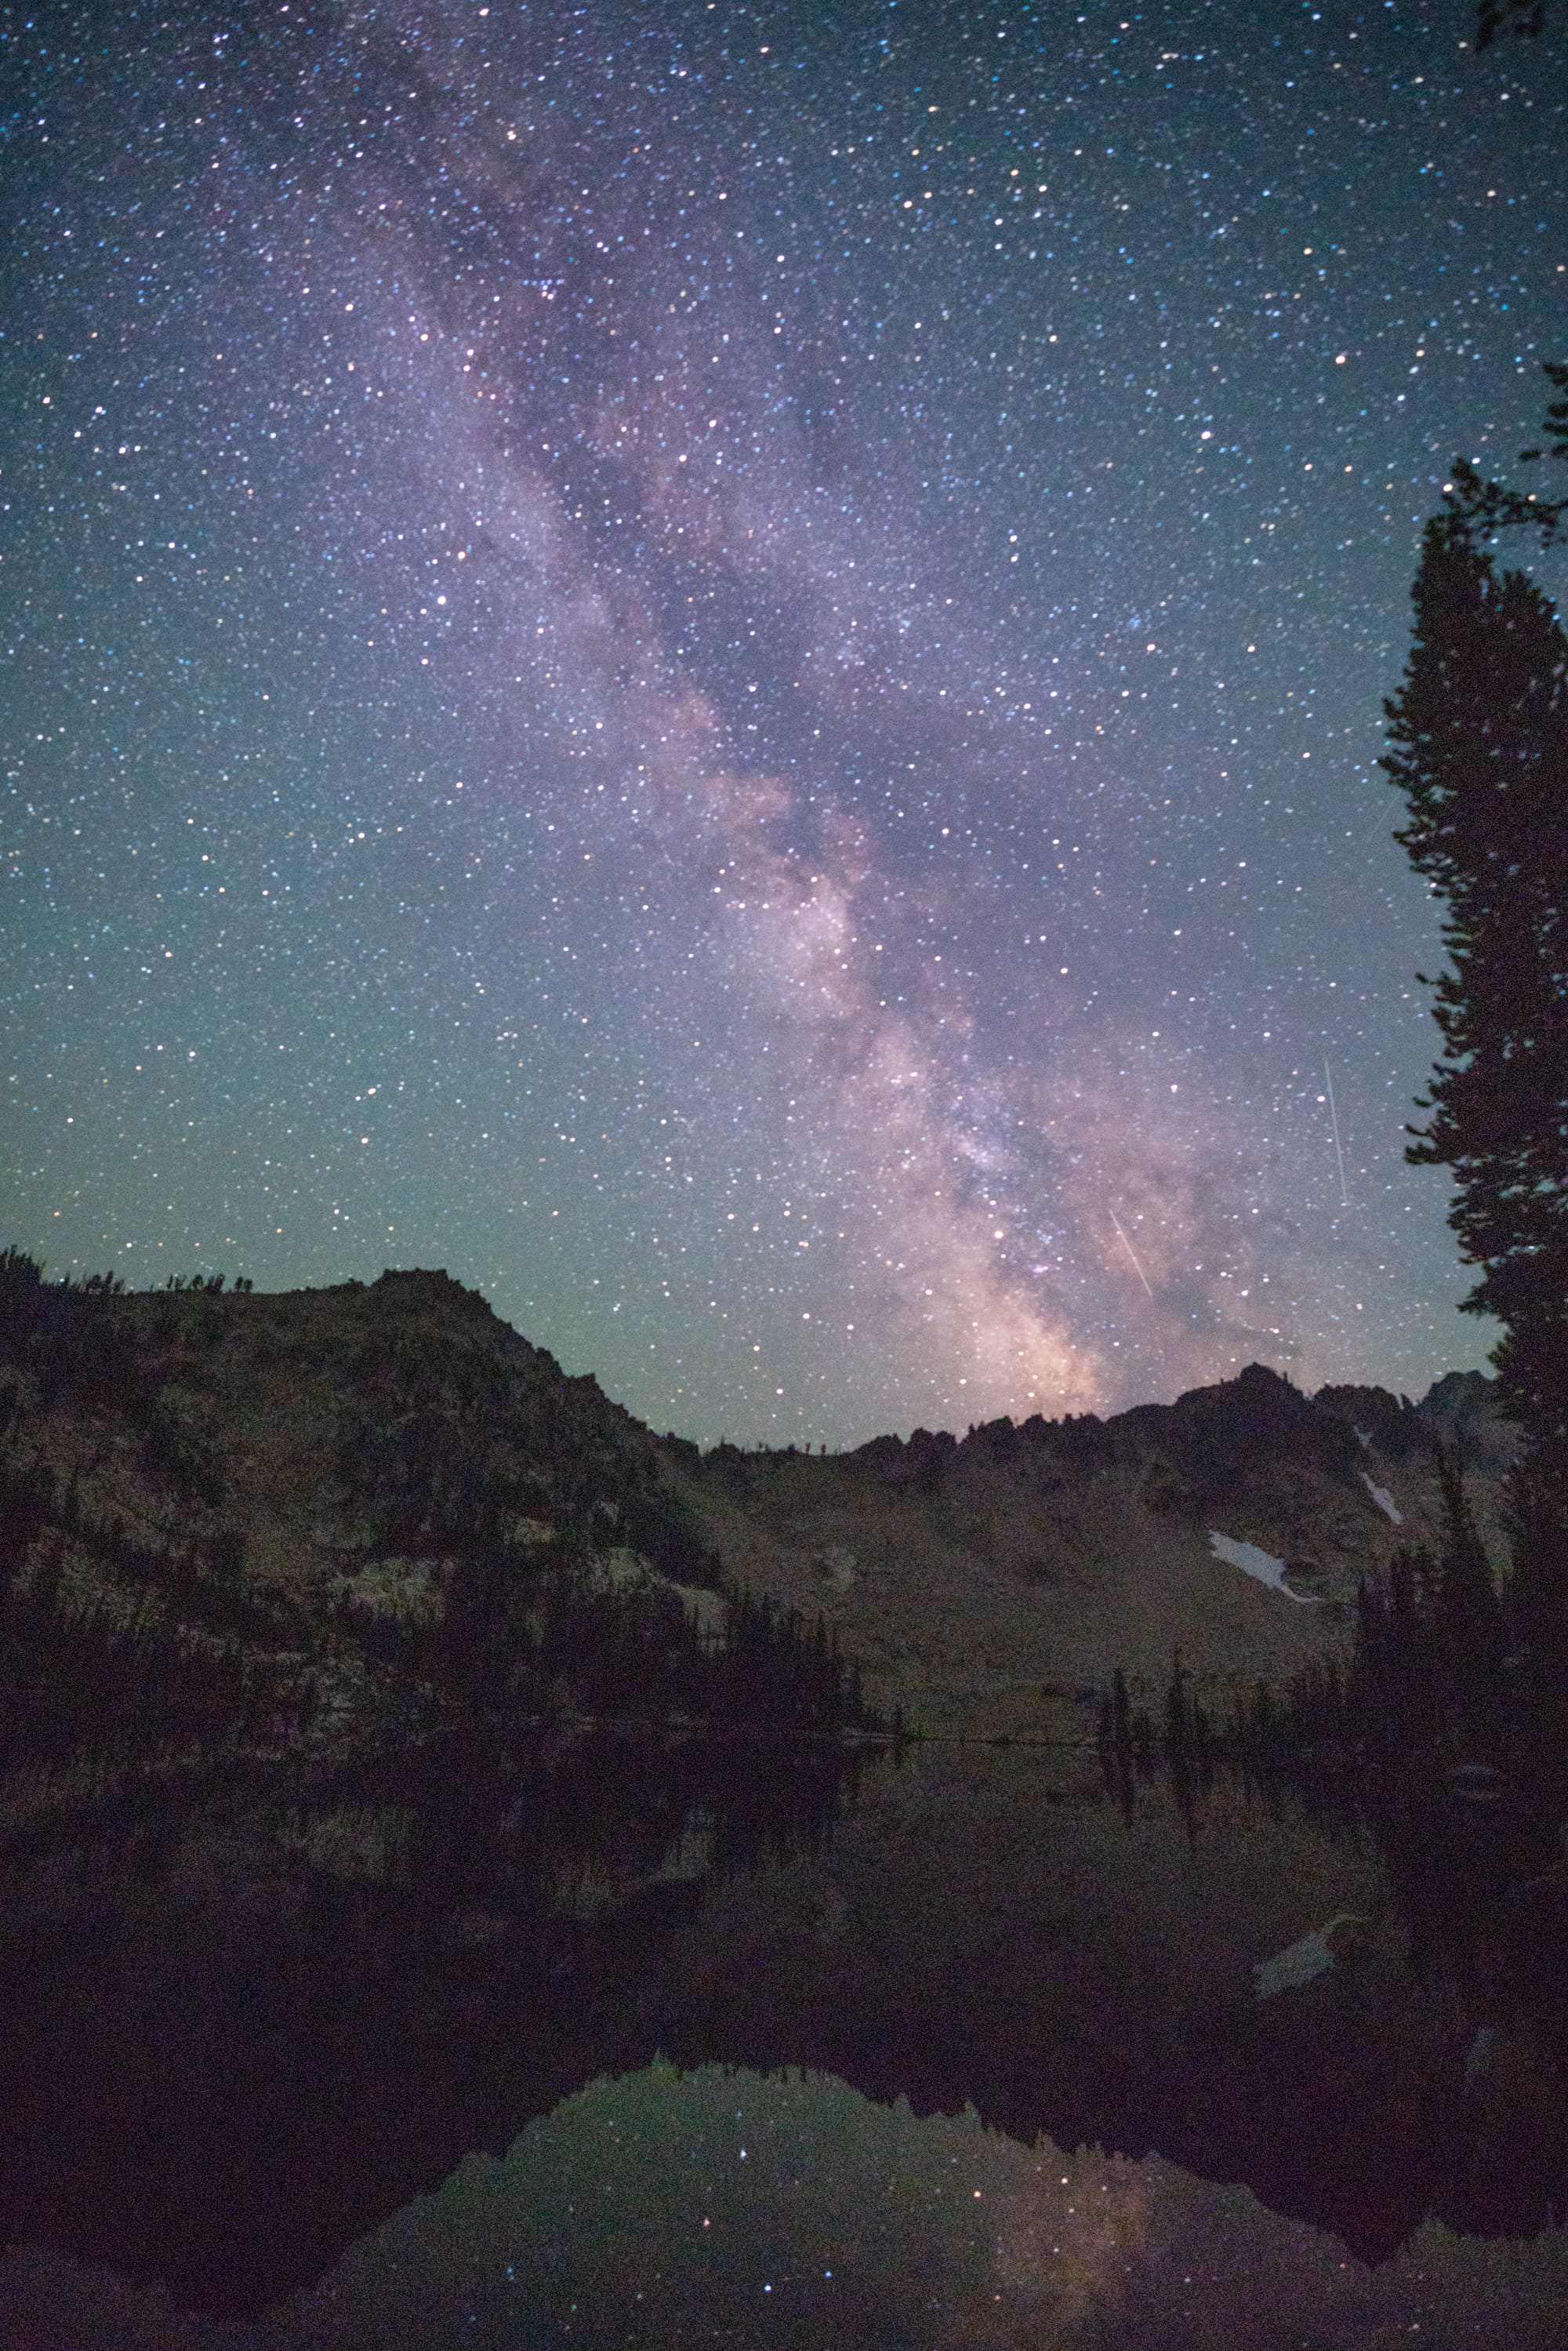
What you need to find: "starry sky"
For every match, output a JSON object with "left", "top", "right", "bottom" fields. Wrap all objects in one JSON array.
[{"left": 5, "top": 0, "right": 1565, "bottom": 1445}]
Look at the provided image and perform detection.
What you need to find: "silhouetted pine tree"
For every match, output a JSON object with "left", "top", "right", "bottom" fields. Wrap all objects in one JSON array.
[
  {"left": 1163, "top": 1649, "right": 1191, "bottom": 1764},
  {"left": 1381, "top": 480, "right": 1568, "bottom": 1666},
  {"left": 1382, "top": 520, "right": 1568, "bottom": 1416},
  {"left": 1432, "top": 1448, "right": 1507, "bottom": 1686}
]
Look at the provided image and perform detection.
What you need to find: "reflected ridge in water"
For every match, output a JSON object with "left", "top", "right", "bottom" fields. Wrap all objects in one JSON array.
[{"left": 4, "top": 1735, "right": 1568, "bottom": 2343}]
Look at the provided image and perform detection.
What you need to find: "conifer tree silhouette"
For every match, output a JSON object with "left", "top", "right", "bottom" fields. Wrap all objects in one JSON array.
[{"left": 1381, "top": 381, "right": 1568, "bottom": 1662}]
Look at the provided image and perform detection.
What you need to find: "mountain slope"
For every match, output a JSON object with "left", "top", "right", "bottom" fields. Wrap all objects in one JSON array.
[
  {"left": 0, "top": 1253, "right": 1514, "bottom": 1753},
  {"left": 0, "top": 1257, "right": 863, "bottom": 1775},
  {"left": 667, "top": 1362, "right": 1517, "bottom": 1739}
]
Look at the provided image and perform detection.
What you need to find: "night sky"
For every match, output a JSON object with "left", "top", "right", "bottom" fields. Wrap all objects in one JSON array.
[{"left": 5, "top": 0, "right": 1565, "bottom": 1445}]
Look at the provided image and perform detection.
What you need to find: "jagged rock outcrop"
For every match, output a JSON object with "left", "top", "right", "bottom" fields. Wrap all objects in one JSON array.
[{"left": 670, "top": 1361, "right": 1518, "bottom": 1739}]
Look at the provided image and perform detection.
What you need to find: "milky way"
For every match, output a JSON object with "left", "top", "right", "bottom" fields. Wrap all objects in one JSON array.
[{"left": 5, "top": 1, "right": 1565, "bottom": 1442}]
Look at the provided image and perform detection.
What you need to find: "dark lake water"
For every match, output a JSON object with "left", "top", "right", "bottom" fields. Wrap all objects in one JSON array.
[{"left": 4, "top": 1731, "right": 1568, "bottom": 2348}]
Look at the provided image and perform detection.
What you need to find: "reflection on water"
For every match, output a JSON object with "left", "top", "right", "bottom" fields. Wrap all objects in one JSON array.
[
  {"left": 0, "top": 1728, "right": 852, "bottom": 2316},
  {"left": 3, "top": 1736, "right": 1568, "bottom": 2345},
  {"left": 12, "top": 2058, "right": 1568, "bottom": 2351}
]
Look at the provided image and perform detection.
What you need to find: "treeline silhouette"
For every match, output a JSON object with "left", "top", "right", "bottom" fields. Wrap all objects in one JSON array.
[
  {"left": 0, "top": 1443, "right": 266, "bottom": 1779},
  {"left": 1094, "top": 1441, "right": 1568, "bottom": 1969},
  {"left": 1100, "top": 1450, "right": 1516, "bottom": 1794},
  {"left": 390, "top": 1465, "right": 875, "bottom": 1739}
]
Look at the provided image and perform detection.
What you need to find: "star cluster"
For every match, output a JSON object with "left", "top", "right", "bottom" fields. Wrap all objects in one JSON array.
[{"left": 5, "top": 0, "right": 1565, "bottom": 1442}]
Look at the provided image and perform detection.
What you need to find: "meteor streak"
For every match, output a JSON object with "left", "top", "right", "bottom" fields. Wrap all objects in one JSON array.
[
  {"left": 1107, "top": 1204, "right": 1155, "bottom": 1298},
  {"left": 1324, "top": 1059, "right": 1350, "bottom": 1208}
]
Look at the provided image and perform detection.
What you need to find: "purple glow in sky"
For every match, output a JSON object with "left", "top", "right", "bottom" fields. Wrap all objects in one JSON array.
[{"left": 5, "top": 0, "right": 1565, "bottom": 1441}]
